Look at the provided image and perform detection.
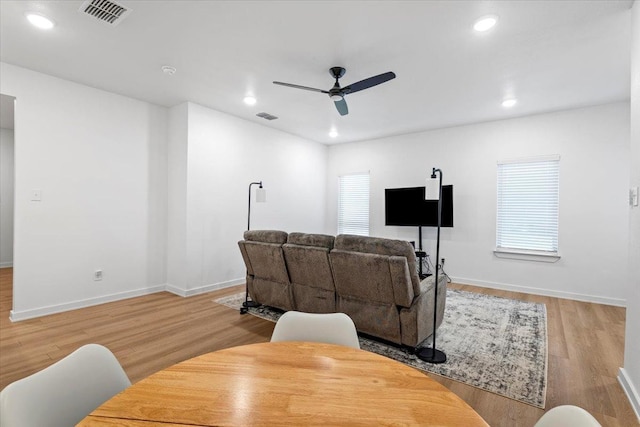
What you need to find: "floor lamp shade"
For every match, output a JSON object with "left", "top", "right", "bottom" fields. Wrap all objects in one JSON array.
[
  {"left": 425, "top": 176, "right": 440, "bottom": 200},
  {"left": 256, "top": 187, "right": 267, "bottom": 203}
]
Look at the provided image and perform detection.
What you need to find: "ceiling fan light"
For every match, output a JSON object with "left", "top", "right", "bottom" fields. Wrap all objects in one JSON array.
[{"left": 330, "top": 94, "right": 343, "bottom": 101}]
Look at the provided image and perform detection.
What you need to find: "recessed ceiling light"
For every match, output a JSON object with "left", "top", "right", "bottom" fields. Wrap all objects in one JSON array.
[
  {"left": 243, "top": 96, "right": 257, "bottom": 106},
  {"left": 161, "top": 65, "right": 176, "bottom": 76},
  {"left": 502, "top": 98, "right": 517, "bottom": 108},
  {"left": 26, "top": 13, "right": 55, "bottom": 30},
  {"left": 329, "top": 130, "right": 338, "bottom": 138},
  {"left": 473, "top": 15, "right": 498, "bottom": 32}
]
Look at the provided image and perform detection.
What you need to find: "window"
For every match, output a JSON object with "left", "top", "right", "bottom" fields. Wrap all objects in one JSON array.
[
  {"left": 496, "top": 156, "right": 560, "bottom": 257},
  {"left": 338, "top": 173, "right": 370, "bottom": 236}
]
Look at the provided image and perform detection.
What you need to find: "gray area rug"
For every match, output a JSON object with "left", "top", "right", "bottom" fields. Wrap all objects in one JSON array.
[{"left": 214, "top": 289, "right": 547, "bottom": 408}]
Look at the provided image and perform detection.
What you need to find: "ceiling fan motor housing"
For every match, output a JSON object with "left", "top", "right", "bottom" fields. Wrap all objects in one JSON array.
[
  {"left": 329, "top": 67, "right": 346, "bottom": 100},
  {"left": 330, "top": 67, "right": 347, "bottom": 79}
]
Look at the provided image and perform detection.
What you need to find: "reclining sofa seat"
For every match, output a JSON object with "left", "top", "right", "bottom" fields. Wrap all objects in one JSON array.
[
  {"left": 237, "top": 230, "right": 293, "bottom": 311},
  {"left": 330, "top": 234, "right": 447, "bottom": 347},
  {"left": 282, "top": 233, "right": 336, "bottom": 313}
]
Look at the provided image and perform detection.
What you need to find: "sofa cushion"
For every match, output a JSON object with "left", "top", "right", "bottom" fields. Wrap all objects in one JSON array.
[
  {"left": 287, "top": 232, "right": 334, "bottom": 249},
  {"left": 244, "top": 230, "right": 288, "bottom": 244}
]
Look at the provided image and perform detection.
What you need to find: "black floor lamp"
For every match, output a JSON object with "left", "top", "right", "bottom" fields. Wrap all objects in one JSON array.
[
  {"left": 416, "top": 168, "right": 447, "bottom": 364},
  {"left": 241, "top": 181, "right": 266, "bottom": 314}
]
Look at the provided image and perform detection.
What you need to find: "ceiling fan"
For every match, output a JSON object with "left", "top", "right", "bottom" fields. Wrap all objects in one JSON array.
[{"left": 273, "top": 67, "right": 396, "bottom": 116}]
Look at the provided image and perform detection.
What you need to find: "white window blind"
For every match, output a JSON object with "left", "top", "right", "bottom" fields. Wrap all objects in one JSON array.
[
  {"left": 338, "top": 173, "right": 370, "bottom": 236},
  {"left": 497, "top": 157, "right": 559, "bottom": 254}
]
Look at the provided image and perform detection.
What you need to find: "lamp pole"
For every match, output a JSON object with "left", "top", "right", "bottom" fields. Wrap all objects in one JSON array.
[
  {"left": 416, "top": 168, "right": 447, "bottom": 364},
  {"left": 241, "top": 181, "right": 264, "bottom": 314}
]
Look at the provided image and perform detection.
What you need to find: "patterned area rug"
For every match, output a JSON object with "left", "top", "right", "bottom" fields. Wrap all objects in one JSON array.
[{"left": 214, "top": 289, "right": 547, "bottom": 408}]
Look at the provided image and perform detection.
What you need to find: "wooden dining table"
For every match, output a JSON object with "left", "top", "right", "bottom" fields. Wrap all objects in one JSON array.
[{"left": 78, "top": 341, "right": 489, "bottom": 426}]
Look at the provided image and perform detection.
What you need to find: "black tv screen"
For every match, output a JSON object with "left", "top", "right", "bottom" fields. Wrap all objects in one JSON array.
[{"left": 385, "top": 185, "right": 453, "bottom": 227}]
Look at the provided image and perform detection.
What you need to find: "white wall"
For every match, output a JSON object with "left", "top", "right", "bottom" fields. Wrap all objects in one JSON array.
[
  {"left": 166, "top": 103, "right": 188, "bottom": 290},
  {"left": 0, "top": 127, "right": 14, "bottom": 267},
  {"left": 620, "top": 0, "right": 640, "bottom": 420},
  {"left": 166, "top": 102, "right": 328, "bottom": 295},
  {"left": 327, "top": 102, "right": 630, "bottom": 305},
  {"left": 0, "top": 62, "right": 168, "bottom": 320}
]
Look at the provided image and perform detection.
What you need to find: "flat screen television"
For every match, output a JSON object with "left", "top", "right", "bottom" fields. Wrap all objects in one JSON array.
[{"left": 385, "top": 185, "right": 453, "bottom": 227}]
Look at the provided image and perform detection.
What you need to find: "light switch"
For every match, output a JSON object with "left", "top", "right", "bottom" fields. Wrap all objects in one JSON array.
[
  {"left": 31, "top": 189, "right": 42, "bottom": 201},
  {"left": 631, "top": 187, "right": 639, "bottom": 207}
]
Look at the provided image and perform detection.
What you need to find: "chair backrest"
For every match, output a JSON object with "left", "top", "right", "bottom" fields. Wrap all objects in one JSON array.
[
  {"left": 271, "top": 311, "right": 360, "bottom": 349},
  {"left": 533, "top": 405, "right": 602, "bottom": 427},
  {"left": 0, "top": 343, "right": 131, "bottom": 427}
]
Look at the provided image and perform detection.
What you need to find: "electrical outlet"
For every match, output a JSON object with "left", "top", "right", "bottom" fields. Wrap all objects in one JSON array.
[
  {"left": 94, "top": 270, "right": 103, "bottom": 281},
  {"left": 441, "top": 258, "right": 445, "bottom": 266}
]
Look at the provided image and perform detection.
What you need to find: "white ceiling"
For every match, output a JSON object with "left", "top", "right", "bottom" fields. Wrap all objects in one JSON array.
[{"left": 0, "top": 1, "right": 633, "bottom": 144}]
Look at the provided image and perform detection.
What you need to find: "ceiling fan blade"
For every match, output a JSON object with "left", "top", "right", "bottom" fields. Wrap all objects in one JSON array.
[
  {"left": 273, "top": 81, "right": 329, "bottom": 94},
  {"left": 334, "top": 97, "right": 349, "bottom": 116},
  {"left": 343, "top": 72, "right": 396, "bottom": 94}
]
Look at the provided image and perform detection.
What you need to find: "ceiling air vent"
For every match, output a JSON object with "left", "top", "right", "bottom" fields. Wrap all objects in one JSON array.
[
  {"left": 79, "top": 0, "right": 131, "bottom": 26},
  {"left": 256, "top": 112, "right": 278, "bottom": 121}
]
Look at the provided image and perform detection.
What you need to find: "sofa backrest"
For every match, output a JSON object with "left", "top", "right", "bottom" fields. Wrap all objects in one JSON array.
[
  {"left": 283, "top": 233, "right": 336, "bottom": 312},
  {"left": 283, "top": 233, "right": 335, "bottom": 289},
  {"left": 333, "top": 234, "right": 421, "bottom": 296},
  {"left": 238, "top": 230, "right": 289, "bottom": 283},
  {"left": 330, "top": 235, "right": 420, "bottom": 309},
  {"left": 244, "top": 230, "right": 288, "bottom": 244},
  {"left": 287, "top": 232, "right": 334, "bottom": 249}
]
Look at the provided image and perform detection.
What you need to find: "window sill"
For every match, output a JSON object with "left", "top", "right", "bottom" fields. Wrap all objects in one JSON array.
[{"left": 493, "top": 248, "right": 561, "bottom": 263}]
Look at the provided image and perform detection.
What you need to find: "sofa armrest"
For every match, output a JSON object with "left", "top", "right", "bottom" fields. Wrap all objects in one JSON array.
[
  {"left": 238, "top": 241, "right": 254, "bottom": 276},
  {"left": 417, "top": 275, "right": 447, "bottom": 325},
  {"left": 399, "top": 274, "right": 447, "bottom": 347},
  {"left": 388, "top": 256, "right": 415, "bottom": 308}
]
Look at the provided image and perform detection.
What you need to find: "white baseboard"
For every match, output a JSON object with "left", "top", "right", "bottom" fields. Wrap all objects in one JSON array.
[
  {"left": 618, "top": 368, "right": 640, "bottom": 423},
  {"left": 10, "top": 278, "right": 245, "bottom": 322},
  {"left": 9, "top": 284, "right": 167, "bottom": 322},
  {"left": 165, "top": 278, "right": 244, "bottom": 297},
  {"left": 451, "top": 276, "right": 626, "bottom": 307},
  {"left": 0, "top": 262, "right": 13, "bottom": 268}
]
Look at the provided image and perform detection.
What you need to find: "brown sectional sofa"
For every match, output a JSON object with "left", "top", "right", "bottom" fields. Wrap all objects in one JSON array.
[{"left": 238, "top": 230, "right": 447, "bottom": 348}]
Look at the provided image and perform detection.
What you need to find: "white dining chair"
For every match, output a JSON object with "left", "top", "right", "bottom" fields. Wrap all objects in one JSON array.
[
  {"left": 271, "top": 311, "right": 361, "bottom": 349},
  {"left": 533, "top": 405, "right": 602, "bottom": 427},
  {"left": 0, "top": 343, "right": 131, "bottom": 427}
]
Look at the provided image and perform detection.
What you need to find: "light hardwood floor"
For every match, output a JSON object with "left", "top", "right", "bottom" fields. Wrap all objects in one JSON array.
[{"left": 0, "top": 267, "right": 637, "bottom": 427}]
